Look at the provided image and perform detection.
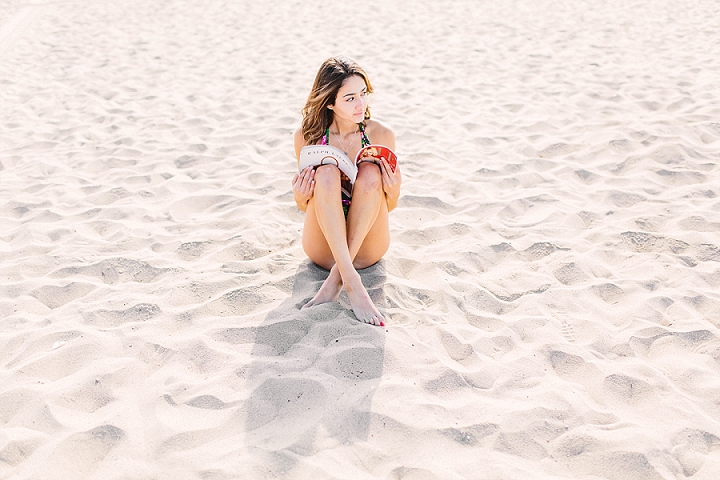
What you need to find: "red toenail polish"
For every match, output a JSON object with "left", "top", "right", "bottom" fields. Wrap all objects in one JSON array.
[{"left": 380, "top": 322, "right": 385, "bottom": 327}]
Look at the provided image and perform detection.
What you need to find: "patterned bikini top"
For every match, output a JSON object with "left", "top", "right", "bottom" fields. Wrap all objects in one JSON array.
[{"left": 321, "top": 123, "right": 370, "bottom": 149}]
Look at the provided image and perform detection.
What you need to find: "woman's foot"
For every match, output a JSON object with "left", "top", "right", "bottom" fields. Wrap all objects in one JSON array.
[
  {"left": 302, "top": 265, "right": 343, "bottom": 308},
  {"left": 302, "top": 266, "right": 385, "bottom": 326},
  {"left": 343, "top": 270, "right": 385, "bottom": 326}
]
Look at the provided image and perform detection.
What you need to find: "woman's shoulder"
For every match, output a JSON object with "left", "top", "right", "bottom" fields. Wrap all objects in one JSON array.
[
  {"left": 364, "top": 118, "right": 395, "bottom": 146},
  {"left": 294, "top": 127, "right": 306, "bottom": 145},
  {"left": 293, "top": 127, "right": 308, "bottom": 158}
]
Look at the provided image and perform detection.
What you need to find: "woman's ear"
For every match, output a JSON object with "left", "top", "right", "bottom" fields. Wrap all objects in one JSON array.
[{"left": 328, "top": 105, "right": 333, "bottom": 110}]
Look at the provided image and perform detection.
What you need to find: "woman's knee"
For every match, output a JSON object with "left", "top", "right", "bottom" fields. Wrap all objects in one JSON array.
[
  {"left": 355, "top": 163, "right": 382, "bottom": 193},
  {"left": 313, "top": 165, "right": 341, "bottom": 189}
]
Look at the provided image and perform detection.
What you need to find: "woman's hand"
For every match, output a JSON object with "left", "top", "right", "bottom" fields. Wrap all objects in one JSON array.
[
  {"left": 292, "top": 166, "right": 315, "bottom": 211},
  {"left": 379, "top": 157, "right": 401, "bottom": 212}
]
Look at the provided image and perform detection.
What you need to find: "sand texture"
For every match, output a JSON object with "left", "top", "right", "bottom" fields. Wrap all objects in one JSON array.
[{"left": 2, "top": 0, "right": 720, "bottom": 478}]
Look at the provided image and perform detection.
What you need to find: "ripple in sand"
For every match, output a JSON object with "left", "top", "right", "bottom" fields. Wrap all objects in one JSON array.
[
  {"left": 522, "top": 242, "right": 569, "bottom": 260},
  {"left": 440, "top": 423, "right": 499, "bottom": 447},
  {"left": 29, "top": 282, "right": 95, "bottom": 308},
  {"left": 696, "top": 244, "right": 720, "bottom": 262},
  {"left": 244, "top": 377, "right": 326, "bottom": 434},
  {"left": 41, "top": 425, "right": 125, "bottom": 478},
  {"left": 629, "top": 330, "right": 717, "bottom": 357},
  {"left": 679, "top": 215, "right": 720, "bottom": 232},
  {"left": 553, "top": 433, "right": 603, "bottom": 459},
  {"left": 168, "top": 195, "right": 253, "bottom": 221},
  {"left": 83, "top": 303, "right": 161, "bottom": 327},
  {"left": 581, "top": 452, "right": 664, "bottom": 480},
  {"left": 0, "top": 439, "right": 42, "bottom": 467},
  {"left": 52, "top": 257, "right": 171, "bottom": 284},
  {"left": 438, "top": 329, "right": 476, "bottom": 365},
  {"left": 608, "top": 191, "right": 646, "bottom": 208},
  {"left": 18, "top": 343, "right": 107, "bottom": 381},
  {"left": 176, "top": 240, "right": 214, "bottom": 260},
  {"left": 85, "top": 186, "right": 132, "bottom": 205},
  {"left": 672, "top": 431, "right": 720, "bottom": 477},
  {"left": 650, "top": 144, "right": 694, "bottom": 166},
  {"left": 397, "top": 195, "right": 460, "bottom": 214},
  {"left": 620, "top": 231, "right": 689, "bottom": 254},
  {"left": 197, "top": 285, "right": 284, "bottom": 317},
  {"left": 553, "top": 262, "right": 589, "bottom": 286},
  {"left": 538, "top": 142, "right": 581, "bottom": 158},
  {"left": 54, "top": 378, "right": 115, "bottom": 413},
  {"left": 590, "top": 283, "right": 624, "bottom": 304},
  {"left": 317, "top": 346, "right": 384, "bottom": 380},
  {"left": 0, "top": 389, "right": 63, "bottom": 434},
  {"left": 494, "top": 431, "right": 548, "bottom": 461},
  {"left": 655, "top": 168, "right": 707, "bottom": 185},
  {"left": 548, "top": 350, "right": 603, "bottom": 384},
  {"left": 388, "top": 467, "right": 441, "bottom": 479},
  {"left": 186, "top": 395, "right": 232, "bottom": 410},
  {"left": 684, "top": 295, "right": 720, "bottom": 326},
  {"left": 603, "top": 374, "right": 655, "bottom": 405},
  {"left": 424, "top": 370, "right": 471, "bottom": 396},
  {"left": 212, "top": 239, "right": 271, "bottom": 262},
  {"left": 173, "top": 154, "right": 223, "bottom": 169}
]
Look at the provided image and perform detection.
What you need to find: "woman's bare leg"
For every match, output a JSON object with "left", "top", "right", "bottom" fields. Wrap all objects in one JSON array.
[
  {"left": 305, "top": 163, "right": 388, "bottom": 305},
  {"left": 301, "top": 164, "right": 388, "bottom": 325}
]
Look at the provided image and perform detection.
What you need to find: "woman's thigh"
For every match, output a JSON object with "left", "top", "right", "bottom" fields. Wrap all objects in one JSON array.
[
  {"left": 302, "top": 195, "right": 390, "bottom": 270},
  {"left": 302, "top": 199, "right": 335, "bottom": 270}
]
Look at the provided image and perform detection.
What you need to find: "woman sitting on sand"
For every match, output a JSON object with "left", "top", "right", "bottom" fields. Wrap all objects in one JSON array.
[{"left": 292, "top": 56, "right": 401, "bottom": 327}]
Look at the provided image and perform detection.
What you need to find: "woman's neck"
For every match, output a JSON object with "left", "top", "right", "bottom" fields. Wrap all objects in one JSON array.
[{"left": 330, "top": 119, "right": 359, "bottom": 137}]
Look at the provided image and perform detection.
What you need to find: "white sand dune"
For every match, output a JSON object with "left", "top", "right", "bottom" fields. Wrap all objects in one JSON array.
[{"left": 2, "top": 0, "right": 720, "bottom": 478}]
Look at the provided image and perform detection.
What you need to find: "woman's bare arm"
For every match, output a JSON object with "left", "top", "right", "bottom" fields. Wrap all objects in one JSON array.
[
  {"left": 367, "top": 120, "right": 401, "bottom": 212},
  {"left": 292, "top": 128, "right": 314, "bottom": 211}
]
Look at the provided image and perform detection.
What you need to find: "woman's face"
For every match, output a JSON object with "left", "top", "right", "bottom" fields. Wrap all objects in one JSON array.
[{"left": 330, "top": 75, "right": 369, "bottom": 124}]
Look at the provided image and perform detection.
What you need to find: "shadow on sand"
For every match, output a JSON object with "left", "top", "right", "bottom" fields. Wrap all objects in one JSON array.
[{"left": 233, "top": 260, "right": 387, "bottom": 474}]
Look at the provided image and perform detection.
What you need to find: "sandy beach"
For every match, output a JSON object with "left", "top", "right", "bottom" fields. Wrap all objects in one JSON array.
[{"left": 2, "top": 0, "right": 720, "bottom": 478}]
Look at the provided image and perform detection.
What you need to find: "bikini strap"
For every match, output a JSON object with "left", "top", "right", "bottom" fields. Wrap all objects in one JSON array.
[
  {"left": 358, "top": 123, "right": 370, "bottom": 147},
  {"left": 323, "top": 125, "right": 367, "bottom": 146}
]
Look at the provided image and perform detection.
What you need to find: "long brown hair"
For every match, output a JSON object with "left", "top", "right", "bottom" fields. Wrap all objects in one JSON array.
[{"left": 301, "top": 56, "right": 373, "bottom": 145}]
